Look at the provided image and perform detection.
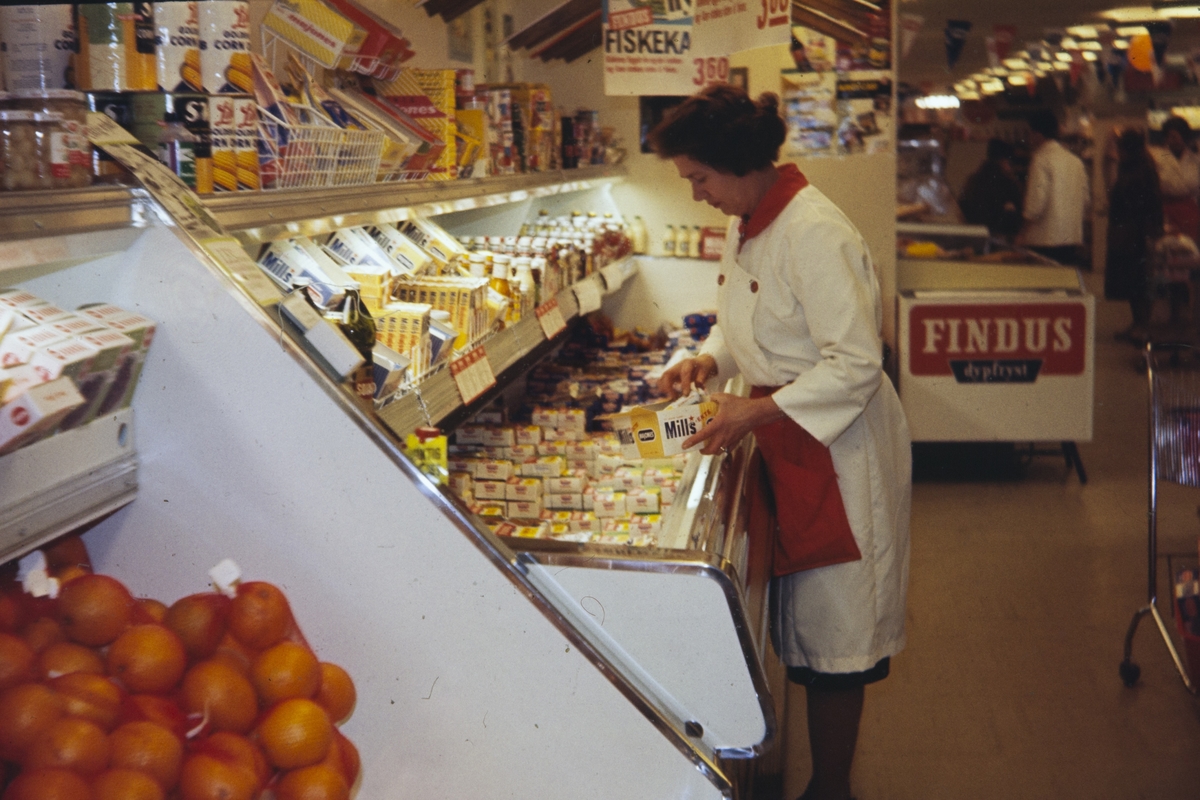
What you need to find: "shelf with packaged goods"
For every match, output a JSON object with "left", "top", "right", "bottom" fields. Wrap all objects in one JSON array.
[
  {"left": 375, "top": 260, "right": 635, "bottom": 440},
  {"left": 0, "top": 407, "right": 138, "bottom": 566},
  {"left": 201, "top": 165, "right": 628, "bottom": 248}
]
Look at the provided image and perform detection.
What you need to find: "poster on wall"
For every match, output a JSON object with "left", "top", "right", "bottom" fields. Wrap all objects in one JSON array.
[
  {"left": 602, "top": 0, "right": 790, "bottom": 96},
  {"left": 782, "top": 69, "right": 892, "bottom": 158}
]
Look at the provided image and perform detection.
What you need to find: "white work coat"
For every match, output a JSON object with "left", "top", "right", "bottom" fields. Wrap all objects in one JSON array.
[
  {"left": 1150, "top": 145, "right": 1200, "bottom": 200},
  {"left": 1021, "top": 140, "right": 1090, "bottom": 248},
  {"left": 700, "top": 182, "right": 911, "bottom": 674}
]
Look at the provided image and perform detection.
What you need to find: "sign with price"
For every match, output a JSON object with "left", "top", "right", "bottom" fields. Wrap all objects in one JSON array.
[
  {"left": 535, "top": 298, "right": 568, "bottom": 340},
  {"left": 449, "top": 346, "right": 497, "bottom": 406},
  {"left": 602, "top": 0, "right": 788, "bottom": 96}
]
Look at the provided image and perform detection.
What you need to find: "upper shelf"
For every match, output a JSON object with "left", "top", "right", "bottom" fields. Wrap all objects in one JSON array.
[
  {"left": 201, "top": 165, "right": 628, "bottom": 245},
  {"left": 0, "top": 186, "right": 149, "bottom": 242}
]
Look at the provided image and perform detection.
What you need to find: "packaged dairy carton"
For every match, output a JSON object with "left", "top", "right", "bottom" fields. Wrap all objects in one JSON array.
[
  {"left": 474, "top": 503, "right": 506, "bottom": 518},
  {"left": 476, "top": 459, "right": 513, "bottom": 481},
  {"left": 519, "top": 455, "right": 565, "bottom": 477},
  {"left": 631, "top": 514, "right": 662, "bottom": 535},
  {"left": 566, "top": 440, "right": 596, "bottom": 458},
  {"left": 614, "top": 467, "right": 643, "bottom": 490},
  {"left": 363, "top": 222, "right": 433, "bottom": 276},
  {"left": 448, "top": 471, "right": 472, "bottom": 496},
  {"left": 569, "top": 512, "right": 600, "bottom": 533},
  {"left": 514, "top": 424, "right": 542, "bottom": 445},
  {"left": 0, "top": 376, "right": 84, "bottom": 455},
  {"left": 507, "top": 499, "right": 542, "bottom": 519},
  {"left": 258, "top": 238, "right": 354, "bottom": 308},
  {"left": 510, "top": 522, "right": 549, "bottom": 538},
  {"left": 474, "top": 480, "right": 506, "bottom": 501},
  {"left": 48, "top": 315, "right": 107, "bottom": 337},
  {"left": 545, "top": 475, "right": 584, "bottom": 494},
  {"left": 455, "top": 423, "right": 486, "bottom": 445},
  {"left": 1, "top": 365, "right": 43, "bottom": 404},
  {"left": 538, "top": 440, "right": 570, "bottom": 456},
  {"left": 505, "top": 444, "right": 538, "bottom": 460},
  {"left": 596, "top": 453, "right": 623, "bottom": 475},
  {"left": 19, "top": 304, "right": 71, "bottom": 325},
  {"left": 593, "top": 475, "right": 617, "bottom": 490},
  {"left": 628, "top": 488, "right": 661, "bottom": 514},
  {"left": 661, "top": 480, "right": 678, "bottom": 505},
  {"left": 481, "top": 426, "right": 515, "bottom": 448},
  {"left": 0, "top": 289, "right": 46, "bottom": 311},
  {"left": 545, "top": 493, "right": 582, "bottom": 510},
  {"left": 79, "top": 328, "right": 139, "bottom": 419},
  {"left": 594, "top": 491, "right": 626, "bottom": 518},
  {"left": 567, "top": 457, "right": 595, "bottom": 477},
  {"left": 550, "top": 428, "right": 583, "bottom": 442},
  {"left": 610, "top": 394, "right": 719, "bottom": 459},
  {"left": 642, "top": 468, "right": 670, "bottom": 487},
  {"left": 560, "top": 408, "right": 587, "bottom": 433},
  {"left": 505, "top": 478, "right": 542, "bottom": 501},
  {"left": 474, "top": 407, "right": 504, "bottom": 425},
  {"left": 531, "top": 408, "right": 559, "bottom": 428},
  {"left": 0, "top": 325, "right": 69, "bottom": 368}
]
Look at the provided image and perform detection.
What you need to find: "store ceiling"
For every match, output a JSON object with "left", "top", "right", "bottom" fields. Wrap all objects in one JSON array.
[{"left": 897, "top": 0, "right": 1200, "bottom": 89}]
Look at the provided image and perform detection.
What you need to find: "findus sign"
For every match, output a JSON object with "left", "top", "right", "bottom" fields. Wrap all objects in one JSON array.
[{"left": 909, "top": 303, "right": 1087, "bottom": 381}]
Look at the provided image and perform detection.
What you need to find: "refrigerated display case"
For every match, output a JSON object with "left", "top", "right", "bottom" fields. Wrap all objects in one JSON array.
[{"left": 0, "top": 167, "right": 778, "bottom": 798}]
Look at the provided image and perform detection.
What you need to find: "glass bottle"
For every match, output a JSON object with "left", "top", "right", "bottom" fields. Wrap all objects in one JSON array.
[
  {"left": 689, "top": 226, "right": 703, "bottom": 260},
  {"left": 662, "top": 224, "right": 676, "bottom": 257},
  {"left": 675, "top": 224, "right": 690, "bottom": 258}
]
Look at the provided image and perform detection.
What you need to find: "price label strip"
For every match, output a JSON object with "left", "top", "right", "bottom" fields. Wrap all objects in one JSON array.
[
  {"left": 573, "top": 277, "right": 603, "bottom": 315},
  {"left": 449, "top": 346, "right": 497, "bottom": 406},
  {"left": 199, "top": 236, "right": 283, "bottom": 307},
  {"left": 535, "top": 297, "right": 567, "bottom": 340},
  {"left": 600, "top": 262, "right": 626, "bottom": 293}
]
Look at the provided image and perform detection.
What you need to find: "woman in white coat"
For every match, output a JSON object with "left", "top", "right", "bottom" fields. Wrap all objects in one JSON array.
[{"left": 650, "top": 86, "right": 911, "bottom": 800}]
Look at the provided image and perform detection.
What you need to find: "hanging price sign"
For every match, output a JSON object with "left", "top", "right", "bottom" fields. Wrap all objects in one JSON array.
[
  {"left": 535, "top": 297, "right": 568, "bottom": 340},
  {"left": 573, "top": 277, "right": 603, "bottom": 315},
  {"left": 449, "top": 345, "right": 497, "bottom": 405}
]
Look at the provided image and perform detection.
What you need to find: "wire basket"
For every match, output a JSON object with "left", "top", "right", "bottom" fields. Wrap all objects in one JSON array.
[
  {"left": 257, "top": 108, "right": 384, "bottom": 190},
  {"left": 1150, "top": 348, "right": 1200, "bottom": 487}
]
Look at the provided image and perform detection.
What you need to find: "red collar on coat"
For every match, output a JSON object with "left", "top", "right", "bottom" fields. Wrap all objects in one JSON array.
[{"left": 737, "top": 163, "right": 809, "bottom": 252}]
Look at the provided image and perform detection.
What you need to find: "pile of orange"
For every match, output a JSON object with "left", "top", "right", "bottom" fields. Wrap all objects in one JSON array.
[{"left": 0, "top": 537, "right": 359, "bottom": 800}]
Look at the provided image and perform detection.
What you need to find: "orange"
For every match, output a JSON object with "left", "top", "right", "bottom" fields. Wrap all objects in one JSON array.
[
  {"left": 120, "top": 695, "right": 188, "bottom": 738},
  {"left": 256, "top": 698, "right": 333, "bottom": 770},
  {"left": 54, "top": 566, "right": 90, "bottom": 586},
  {"left": 1, "top": 767, "right": 91, "bottom": 800},
  {"left": 178, "top": 753, "right": 258, "bottom": 800},
  {"left": 180, "top": 660, "right": 258, "bottom": 734},
  {"left": 107, "top": 625, "right": 187, "bottom": 695},
  {"left": 92, "top": 768, "right": 165, "bottom": 800},
  {"left": 138, "top": 599, "right": 168, "bottom": 624},
  {"left": 22, "top": 617, "right": 66, "bottom": 653},
  {"left": 210, "top": 633, "right": 254, "bottom": 675},
  {"left": 38, "top": 641, "right": 105, "bottom": 678},
  {"left": 313, "top": 663, "right": 355, "bottom": 725},
  {"left": 228, "top": 583, "right": 291, "bottom": 650},
  {"left": 275, "top": 763, "right": 350, "bottom": 800},
  {"left": 22, "top": 716, "right": 110, "bottom": 776},
  {"left": 0, "top": 682, "right": 66, "bottom": 761},
  {"left": 198, "top": 732, "right": 269, "bottom": 790},
  {"left": 50, "top": 672, "right": 123, "bottom": 731},
  {"left": 109, "top": 720, "right": 183, "bottom": 790},
  {"left": 43, "top": 536, "right": 92, "bottom": 574},
  {"left": 58, "top": 574, "right": 134, "bottom": 647},
  {"left": 0, "top": 632, "right": 35, "bottom": 691},
  {"left": 164, "top": 594, "right": 230, "bottom": 662},
  {"left": 0, "top": 593, "right": 18, "bottom": 632},
  {"left": 322, "top": 730, "right": 360, "bottom": 785},
  {"left": 250, "top": 641, "right": 319, "bottom": 706}
]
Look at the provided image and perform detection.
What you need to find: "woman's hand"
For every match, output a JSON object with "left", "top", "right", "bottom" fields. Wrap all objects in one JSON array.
[
  {"left": 682, "top": 393, "right": 786, "bottom": 455},
  {"left": 657, "top": 354, "right": 718, "bottom": 400}
]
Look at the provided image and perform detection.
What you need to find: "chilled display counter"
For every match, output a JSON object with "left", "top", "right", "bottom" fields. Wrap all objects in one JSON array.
[{"left": 0, "top": 172, "right": 776, "bottom": 799}]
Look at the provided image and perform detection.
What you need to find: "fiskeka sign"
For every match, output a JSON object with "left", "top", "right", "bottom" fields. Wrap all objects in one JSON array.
[
  {"left": 909, "top": 303, "right": 1087, "bottom": 383},
  {"left": 603, "top": 0, "right": 789, "bottom": 96}
]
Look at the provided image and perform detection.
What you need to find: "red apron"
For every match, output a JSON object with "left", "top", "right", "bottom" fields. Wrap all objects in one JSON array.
[
  {"left": 1164, "top": 196, "right": 1200, "bottom": 244},
  {"left": 749, "top": 389, "right": 862, "bottom": 578}
]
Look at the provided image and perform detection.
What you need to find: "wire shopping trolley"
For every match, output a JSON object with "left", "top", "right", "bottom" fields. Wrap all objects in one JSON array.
[{"left": 1120, "top": 342, "right": 1200, "bottom": 692}]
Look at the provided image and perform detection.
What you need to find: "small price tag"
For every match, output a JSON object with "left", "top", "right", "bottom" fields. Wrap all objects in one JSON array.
[
  {"left": 573, "top": 277, "right": 603, "bottom": 315},
  {"left": 449, "top": 345, "right": 497, "bottom": 406},
  {"left": 601, "top": 262, "right": 626, "bottom": 292},
  {"left": 535, "top": 297, "right": 567, "bottom": 340},
  {"left": 201, "top": 236, "right": 282, "bottom": 306},
  {"left": 85, "top": 112, "right": 140, "bottom": 146}
]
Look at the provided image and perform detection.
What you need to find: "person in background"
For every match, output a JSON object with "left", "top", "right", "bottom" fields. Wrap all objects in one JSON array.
[
  {"left": 958, "top": 137, "right": 1024, "bottom": 242},
  {"left": 1107, "top": 128, "right": 1163, "bottom": 344},
  {"left": 649, "top": 85, "right": 911, "bottom": 800},
  {"left": 1149, "top": 116, "right": 1200, "bottom": 244},
  {"left": 1020, "top": 109, "right": 1091, "bottom": 266}
]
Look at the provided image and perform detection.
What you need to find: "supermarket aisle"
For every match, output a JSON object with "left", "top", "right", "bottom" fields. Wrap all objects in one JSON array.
[{"left": 780, "top": 274, "right": 1200, "bottom": 799}]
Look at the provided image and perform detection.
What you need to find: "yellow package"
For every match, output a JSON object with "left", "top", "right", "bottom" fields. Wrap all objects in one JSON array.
[{"left": 262, "top": 0, "right": 367, "bottom": 69}]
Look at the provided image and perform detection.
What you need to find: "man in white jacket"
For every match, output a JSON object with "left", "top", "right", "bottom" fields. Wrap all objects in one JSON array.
[{"left": 1021, "top": 109, "right": 1091, "bottom": 266}]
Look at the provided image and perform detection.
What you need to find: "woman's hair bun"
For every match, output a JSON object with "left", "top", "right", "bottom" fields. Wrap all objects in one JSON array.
[{"left": 757, "top": 92, "right": 780, "bottom": 115}]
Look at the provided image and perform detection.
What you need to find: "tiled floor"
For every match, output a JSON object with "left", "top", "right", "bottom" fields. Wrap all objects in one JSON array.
[{"left": 779, "top": 272, "right": 1200, "bottom": 799}]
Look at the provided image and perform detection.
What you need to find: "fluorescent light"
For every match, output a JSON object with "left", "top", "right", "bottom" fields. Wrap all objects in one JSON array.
[
  {"left": 1062, "top": 37, "right": 1080, "bottom": 49},
  {"left": 980, "top": 79, "right": 1006, "bottom": 94},
  {"left": 1037, "top": 61, "right": 1054, "bottom": 70},
  {"left": 957, "top": 91, "right": 982, "bottom": 101},
  {"left": 1082, "top": 51, "right": 1099, "bottom": 61},
  {"left": 1054, "top": 61, "right": 1071, "bottom": 71},
  {"left": 1116, "top": 25, "right": 1150, "bottom": 36},
  {"left": 1113, "top": 38, "right": 1130, "bottom": 48},
  {"left": 1008, "top": 74, "right": 1029, "bottom": 86},
  {"left": 915, "top": 95, "right": 961, "bottom": 110},
  {"left": 1067, "top": 25, "right": 1102, "bottom": 38},
  {"left": 1003, "top": 58, "right": 1031, "bottom": 70},
  {"left": 1056, "top": 52, "right": 1074, "bottom": 62},
  {"left": 1081, "top": 41, "right": 1103, "bottom": 50},
  {"left": 988, "top": 67, "right": 1011, "bottom": 76}
]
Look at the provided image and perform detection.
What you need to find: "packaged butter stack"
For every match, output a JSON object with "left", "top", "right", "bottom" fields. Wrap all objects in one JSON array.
[
  {"left": 0, "top": 377, "right": 85, "bottom": 455},
  {"left": 610, "top": 392, "right": 719, "bottom": 460},
  {"left": 362, "top": 223, "right": 433, "bottom": 276}
]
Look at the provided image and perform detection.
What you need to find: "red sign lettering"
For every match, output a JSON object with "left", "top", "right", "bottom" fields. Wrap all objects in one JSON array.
[{"left": 909, "top": 303, "right": 1087, "bottom": 376}]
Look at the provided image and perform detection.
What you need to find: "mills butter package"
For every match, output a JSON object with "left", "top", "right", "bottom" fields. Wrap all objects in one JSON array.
[{"left": 610, "top": 391, "right": 719, "bottom": 460}]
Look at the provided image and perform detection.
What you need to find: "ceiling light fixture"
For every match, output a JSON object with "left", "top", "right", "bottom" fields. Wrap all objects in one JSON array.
[
  {"left": 1116, "top": 25, "right": 1151, "bottom": 36},
  {"left": 1055, "top": 52, "right": 1074, "bottom": 62},
  {"left": 1113, "top": 39, "right": 1130, "bottom": 49},
  {"left": 1153, "top": 2, "right": 1200, "bottom": 18},
  {"left": 980, "top": 80, "right": 1006, "bottom": 94},
  {"left": 1080, "top": 41, "right": 1103, "bottom": 51},
  {"left": 1067, "top": 25, "right": 1102, "bottom": 38},
  {"left": 957, "top": 91, "right": 982, "bottom": 101},
  {"left": 1008, "top": 75, "right": 1029, "bottom": 86},
  {"left": 1082, "top": 51, "right": 1099, "bottom": 61},
  {"left": 1054, "top": 62, "right": 1072, "bottom": 71},
  {"left": 915, "top": 95, "right": 961, "bottom": 110},
  {"left": 1003, "top": 58, "right": 1031, "bottom": 70}
]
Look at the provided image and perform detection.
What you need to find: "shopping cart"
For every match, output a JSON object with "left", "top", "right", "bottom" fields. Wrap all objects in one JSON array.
[{"left": 1120, "top": 342, "right": 1200, "bottom": 692}]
